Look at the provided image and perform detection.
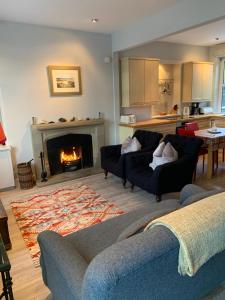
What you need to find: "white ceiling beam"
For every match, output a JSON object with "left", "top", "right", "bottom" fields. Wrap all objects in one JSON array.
[{"left": 112, "top": 0, "right": 225, "bottom": 52}]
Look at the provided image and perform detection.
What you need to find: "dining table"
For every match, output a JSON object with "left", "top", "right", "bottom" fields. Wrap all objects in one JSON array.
[{"left": 194, "top": 127, "right": 225, "bottom": 179}]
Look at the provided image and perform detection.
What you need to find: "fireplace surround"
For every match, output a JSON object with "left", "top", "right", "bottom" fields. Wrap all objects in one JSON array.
[{"left": 31, "top": 119, "right": 104, "bottom": 184}]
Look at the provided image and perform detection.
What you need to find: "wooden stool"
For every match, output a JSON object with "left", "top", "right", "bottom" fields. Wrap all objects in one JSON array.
[{"left": 0, "top": 200, "right": 11, "bottom": 250}]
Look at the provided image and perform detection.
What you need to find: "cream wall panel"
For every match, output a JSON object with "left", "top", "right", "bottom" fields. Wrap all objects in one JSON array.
[{"left": 0, "top": 21, "right": 113, "bottom": 165}]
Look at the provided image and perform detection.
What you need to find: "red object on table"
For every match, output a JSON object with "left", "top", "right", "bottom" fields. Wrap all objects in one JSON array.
[{"left": 0, "top": 123, "right": 6, "bottom": 145}]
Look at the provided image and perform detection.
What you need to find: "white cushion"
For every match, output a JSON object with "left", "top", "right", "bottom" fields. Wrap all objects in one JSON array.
[
  {"left": 121, "top": 136, "right": 132, "bottom": 154},
  {"left": 149, "top": 142, "right": 178, "bottom": 170},
  {"left": 131, "top": 137, "right": 142, "bottom": 152},
  {"left": 162, "top": 142, "right": 178, "bottom": 160},
  {"left": 153, "top": 142, "right": 165, "bottom": 157},
  {"left": 149, "top": 156, "right": 176, "bottom": 170},
  {"left": 121, "top": 136, "right": 141, "bottom": 154}
]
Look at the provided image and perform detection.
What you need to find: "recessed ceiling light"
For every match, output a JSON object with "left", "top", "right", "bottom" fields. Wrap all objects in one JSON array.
[{"left": 92, "top": 18, "right": 99, "bottom": 23}]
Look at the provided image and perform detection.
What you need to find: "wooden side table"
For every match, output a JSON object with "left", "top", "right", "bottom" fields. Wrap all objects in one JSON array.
[
  {"left": 0, "top": 235, "right": 14, "bottom": 299},
  {"left": 0, "top": 200, "right": 11, "bottom": 250}
]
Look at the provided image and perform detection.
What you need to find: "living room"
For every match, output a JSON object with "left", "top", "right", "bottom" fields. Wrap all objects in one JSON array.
[{"left": 1, "top": 0, "right": 225, "bottom": 299}]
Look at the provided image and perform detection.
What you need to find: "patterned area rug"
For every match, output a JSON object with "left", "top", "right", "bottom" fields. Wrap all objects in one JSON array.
[{"left": 11, "top": 183, "right": 124, "bottom": 267}]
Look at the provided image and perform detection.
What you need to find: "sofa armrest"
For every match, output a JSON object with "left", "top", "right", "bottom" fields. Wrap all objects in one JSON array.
[
  {"left": 126, "top": 152, "right": 153, "bottom": 169},
  {"left": 101, "top": 144, "right": 122, "bottom": 159},
  {"left": 38, "top": 231, "right": 88, "bottom": 300},
  {"left": 179, "top": 184, "right": 206, "bottom": 204},
  {"left": 180, "top": 185, "right": 225, "bottom": 207},
  {"left": 150, "top": 156, "right": 195, "bottom": 195},
  {"left": 153, "top": 156, "right": 193, "bottom": 177}
]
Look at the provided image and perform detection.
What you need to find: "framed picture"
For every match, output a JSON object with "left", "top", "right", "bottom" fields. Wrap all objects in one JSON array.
[{"left": 47, "top": 65, "right": 82, "bottom": 96}]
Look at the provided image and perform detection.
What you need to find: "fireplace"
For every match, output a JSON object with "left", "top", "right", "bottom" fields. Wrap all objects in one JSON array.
[
  {"left": 31, "top": 119, "right": 104, "bottom": 184},
  {"left": 46, "top": 134, "right": 93, "bottom": 175}
]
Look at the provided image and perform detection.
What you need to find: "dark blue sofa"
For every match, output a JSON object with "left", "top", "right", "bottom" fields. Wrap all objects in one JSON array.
[
  {"left": 100, "top": 130, "right": 163, "bottom": 186},
  {"left": 126, "top": 134, "right": 203, "bottom": 201}
]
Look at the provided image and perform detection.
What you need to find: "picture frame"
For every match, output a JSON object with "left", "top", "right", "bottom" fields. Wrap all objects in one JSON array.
[{"left": 47, "top": 65, "right": 82, "bottom": 96}]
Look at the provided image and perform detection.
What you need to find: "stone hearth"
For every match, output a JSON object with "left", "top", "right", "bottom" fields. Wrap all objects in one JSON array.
[{"left": 31, "top": 119, "right": 104, "bottom": 185}]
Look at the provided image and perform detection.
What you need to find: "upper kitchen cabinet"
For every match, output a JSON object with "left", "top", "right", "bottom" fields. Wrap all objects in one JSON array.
[
  {"left": 120, "top": 57, "right": 160, "bottom": 107},
  {"left": 182, "top": 62, "right": 214, "bottom": 102}
]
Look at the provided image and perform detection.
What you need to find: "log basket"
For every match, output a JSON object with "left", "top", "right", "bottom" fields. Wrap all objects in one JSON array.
[{"left": 17, "top": 159, "right": 34, "bottom": 189}]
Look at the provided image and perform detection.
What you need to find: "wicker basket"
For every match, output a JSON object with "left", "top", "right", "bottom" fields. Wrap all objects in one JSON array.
[{"left": 17, "top": 163, "right": 34, "bottom": 189}]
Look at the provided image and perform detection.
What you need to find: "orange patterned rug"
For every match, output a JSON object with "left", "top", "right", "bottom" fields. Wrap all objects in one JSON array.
[{"left": 11, "top": 184, "right": 124, "bottom": 267}]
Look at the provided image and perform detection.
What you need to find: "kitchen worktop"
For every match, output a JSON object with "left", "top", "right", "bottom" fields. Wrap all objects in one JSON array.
[{"left": 119, "top": 114, "right": 224, "bottom": 128}]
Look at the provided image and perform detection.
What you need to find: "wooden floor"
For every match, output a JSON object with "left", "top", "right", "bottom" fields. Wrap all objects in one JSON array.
[{"left": 1, "top": 156, "right": 225, "bottom": 300}]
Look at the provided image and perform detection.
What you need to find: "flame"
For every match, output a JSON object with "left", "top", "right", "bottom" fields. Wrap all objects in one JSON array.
[{"left": 60, "top": 147, "right": 81, "bottom": 164}]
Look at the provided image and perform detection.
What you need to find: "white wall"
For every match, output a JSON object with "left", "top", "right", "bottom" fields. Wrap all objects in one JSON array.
[
  {"left": 112, "top": 0, "right": 225, "bottom": 51},
  {"left": 0, "top": 21, "right": 114, "bottom": 164},
  {"left": 119, "top": 41, "right": 209, "bottom": 120},
  {"left": 120, "top": 41, "right": 209, "bottom": 62},
  {"left": 209, "top": 42, "right": 225, "bottom": 58}
]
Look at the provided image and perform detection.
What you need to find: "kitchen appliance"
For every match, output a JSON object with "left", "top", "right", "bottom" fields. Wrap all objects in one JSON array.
[
  {"left": 183, "top": 106, "right": 190, "bottom": 118},
  {"left": 199, "top": 107, "right": 213, "bottom": 115},
  {"left": 190, "top": 102, "right": 200, "bottom": 115},
  {"left": 120, "top": 114, "right": 136, "bottom": 124}
]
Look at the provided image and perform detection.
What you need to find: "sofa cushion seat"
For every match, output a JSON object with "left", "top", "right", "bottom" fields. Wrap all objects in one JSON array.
[
  {"left": 117, "top": 205, "right": 179, "bottom": 242},
  {"left": 64, "top": 206, "right": 159, "bottom": 262},
  {"left": 129, "top": 166, "right": 154, "bottom": 192}
]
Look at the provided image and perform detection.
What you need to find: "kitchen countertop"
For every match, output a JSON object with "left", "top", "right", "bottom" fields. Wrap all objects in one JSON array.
[{"left": 119, "top": 114, "right": 224, "bottom": 128}]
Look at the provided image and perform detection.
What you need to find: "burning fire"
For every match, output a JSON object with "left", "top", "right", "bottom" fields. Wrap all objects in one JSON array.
[{"left": 60, "top": 147, "right": 81, "bottom": 164}]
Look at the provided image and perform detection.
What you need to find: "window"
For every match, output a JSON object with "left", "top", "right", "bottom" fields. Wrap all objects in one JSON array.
[{"left": 219, "top": 58, "right": 225, "bottom": 113}]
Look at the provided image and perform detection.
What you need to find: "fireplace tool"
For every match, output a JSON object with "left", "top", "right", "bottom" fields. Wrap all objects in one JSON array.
[{"left": 40, "top": 151, "right": 47, "bottom": 182}]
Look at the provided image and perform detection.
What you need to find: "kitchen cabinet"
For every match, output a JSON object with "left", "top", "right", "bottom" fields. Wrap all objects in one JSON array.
[
  {"left": 195, "top": 118, "right": 210, "bottom": 129},
  {"left": 121, "top": 57, "right": 160, "bottom": 107},
  {"left": 213, "top": 116, "right": 225, "bottom": 128},
  {"left": 182, "top": 62, "right": 214, "bottom": 102}
]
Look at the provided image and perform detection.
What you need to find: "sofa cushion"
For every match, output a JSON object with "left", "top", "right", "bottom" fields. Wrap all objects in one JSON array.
[
  {"left": 152, "top": 141, "right": 165, "bottom": 157},
  {"left": 121, "top": 136, "right": 141, "bottom": 154},
  {"left": 117, "top": 202, "right": 179, "bottom": 242},
  {"left": 149, "top": 142, "right": 178, "bottom": 170},
  {"left": 121, "top": 136, "right": 132, "bottom": 154},
  {"left": 162, "top": 142, "right": 178, "bottom": 160}
]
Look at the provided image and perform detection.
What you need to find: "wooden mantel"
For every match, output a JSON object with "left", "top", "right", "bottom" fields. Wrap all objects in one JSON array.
[{"left": 32, "top": 118, "right": 104, "bottom": 131}]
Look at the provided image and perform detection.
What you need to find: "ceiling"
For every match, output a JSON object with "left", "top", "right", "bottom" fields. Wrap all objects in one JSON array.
[
  {"left": 0, "top": 0, "right": 181, "bottom": 34},
  {"left": 160, "top": 18, "right": 225, "bottom": 46}
]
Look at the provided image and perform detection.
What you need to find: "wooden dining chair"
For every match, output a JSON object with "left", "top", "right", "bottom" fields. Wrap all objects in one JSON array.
[
  {"left": 185, "top": 121, "right": 199, "bottom": 131},
  {"left": 177, "top": 127, "right": 208, "bottom": 180}
]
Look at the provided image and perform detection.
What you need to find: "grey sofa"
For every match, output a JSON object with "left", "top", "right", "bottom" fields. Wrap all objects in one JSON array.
[{"left": 38, "top": 184, "right": 225, "bottom": 300}]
